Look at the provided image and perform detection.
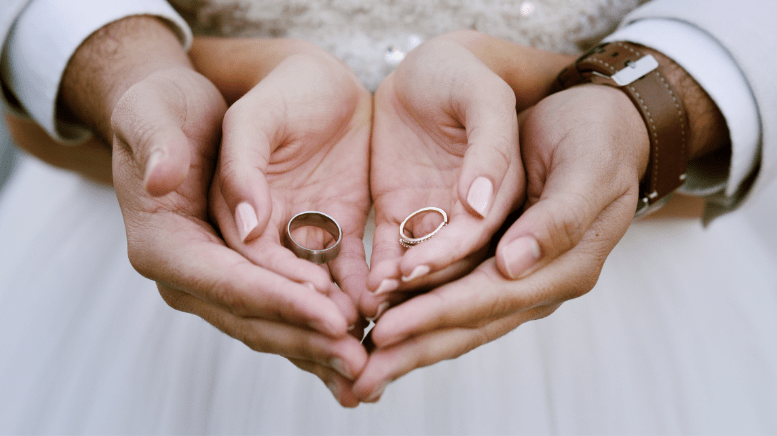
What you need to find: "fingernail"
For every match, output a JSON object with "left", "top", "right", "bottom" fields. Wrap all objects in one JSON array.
[
  {"left": 366, "top": 302, "right": 390, "bottom": 323},
  {"left": 503, "top": 236, "right": 541, "bottom": 279},
  {"left": 347, "top": 324, "right": 355, "bottom": 331},
  {"left": 143, "top": 150, "right": 164, "bottom": 185},
  {"left": 326, "top": 381, "right": 340, "bottom": 401},
  {"left": 235, "top": 202, "right": 259, "bottom": 242},
  {"left": 401, "top": 265, "right": 430, "bottom": 282},
  {"left": 374, "top": 279, "right": 399, "bottom": 295},
  {"left": 367, "top": 381, "right": 389, "bottom": 402},
  {"left": 329, "top": 357, "right": 353, "bottom": 380},
  {"left": 466, "top": 176, "right": 494, "bottom": 218}
]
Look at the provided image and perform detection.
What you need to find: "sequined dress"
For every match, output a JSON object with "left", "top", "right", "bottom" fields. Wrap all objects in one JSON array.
[{"left": 1, "top": 1, "right": 777, "bottom": 434}]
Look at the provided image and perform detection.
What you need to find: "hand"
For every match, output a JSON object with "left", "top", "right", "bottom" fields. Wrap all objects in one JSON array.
[
  {"left": 207, "top": 48, "right": 372, "bottom": 311},
  {"left": 353, "top": 84, "right": 650, "bottom": 402},
  {"left": 193, "top": 38, "right": 373, "bottom": 405},
  {"left": 363, "top": 36, "right": 525, "bottom": 318},
  {"left": 57, "top": 18, "right": 368, "bottom": 408}
]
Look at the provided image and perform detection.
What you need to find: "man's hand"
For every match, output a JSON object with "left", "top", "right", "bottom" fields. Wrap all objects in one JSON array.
[
  {"left": 354, "top": 37, "right": 728, "bottom": 403},
  {"left": 59, "top": 19, "right": 368, "bottom": 407}
]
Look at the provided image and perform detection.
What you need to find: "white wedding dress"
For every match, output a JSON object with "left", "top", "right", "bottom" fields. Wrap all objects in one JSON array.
[{"left": 2, "top": 1, "right": 777, "bottom": 434}]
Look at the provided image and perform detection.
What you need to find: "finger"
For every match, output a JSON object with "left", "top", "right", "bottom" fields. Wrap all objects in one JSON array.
[
  {"left": 353, "top": 303, "right": 558, "bottom": 403},
  {"left": 215, "top": 99, "right": 275, "bottom": 244},
  {"left": 159, "top": 285, "right": 367, "bottom": 386},
  {"left": 289, "top": 359, "right": 361, "bottom": 408},
  {"left": 328, "top": 234, "right": 370, "bottom": 323},
  {"left": 366, "top": 218, "right": 405, "bottom": 292}
]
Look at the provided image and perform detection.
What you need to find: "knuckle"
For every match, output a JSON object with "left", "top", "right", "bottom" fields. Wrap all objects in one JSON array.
[{"left": 542, "top": 194, "right": 591, "bottom": 254}]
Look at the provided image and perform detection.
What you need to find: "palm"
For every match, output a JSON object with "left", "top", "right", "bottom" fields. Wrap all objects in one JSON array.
[
  {"left": 367, "top": 39, "right": 524, "bottom": 299},
  {"left": 209, "top": 53, "right": 372, "bottom": 307}
]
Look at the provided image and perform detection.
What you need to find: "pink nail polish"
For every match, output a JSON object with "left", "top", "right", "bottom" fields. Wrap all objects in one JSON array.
[
  {"left": 503, "top": 236, "right": 541, "bottom": 279},
  {"left": 375, "top": 302, "right": 389, "bottom": 320},
  {"left": 326, "top": 381, "right": 340, "bottom": 401},
  {"left": 466, "top": 176, "right": 494, "bottom": 218},
  {"left": 401, "top": 265, "right": 430, "bottom": 282},
  {"left": 374, "top": 279, "right": 399, "bottom": 295},
  {"left": 366, "top": 302, "right": 390, "bottom": 323},
  {"left": 235, "top": 202, "right": 258, "bottom": 242},
  {"left": 329, "top": 357, "right": 353, "bottom": 380},
  {"left": 367, "top": 381, "right": 389, "bottom": 402}
]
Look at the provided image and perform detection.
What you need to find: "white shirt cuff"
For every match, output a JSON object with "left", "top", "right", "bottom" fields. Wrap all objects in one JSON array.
[
  {"left": 604, "top": 19, "right": 760, "bottom": 200},
  {"left": 1, "top": 0, "right": 192, "bottom": 144}
]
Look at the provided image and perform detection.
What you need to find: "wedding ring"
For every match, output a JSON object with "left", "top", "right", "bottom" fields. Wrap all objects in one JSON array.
[
  {"left": 399, "top": 207, "right": 448, "bottom": 248},
  {"left": 286, "top": 211, "right": 342, "bottom": 264}
]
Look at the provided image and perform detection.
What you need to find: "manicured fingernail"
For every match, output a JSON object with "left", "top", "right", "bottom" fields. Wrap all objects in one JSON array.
[
  {"left": 374, "top": 279, "right": 399, "bottom": 295},
  {"left": 235, "top": 202, "right": 258, "bottom": 242},
  {"left": 401, "top": 265, "right": 430, "bottom": 282},
  {"left": 503, "top": 235, "right": 541, "bottom": 279},
  {"left": 366, "top": 302, "right": 390, "bottom": 322},
  {"left": 143, "top": 150, "right": 164, "bottom": 186},
  {"left": 466, "top": 176, "right": 494, "bottom": 218},
  {"left": 367, "top": 381, "right": 389, "bottom": 402},
  {"left": 329, "top": 357, "right": 353, "bottom": 380},
  {"left": 326, "top": 381, "right": 340, "bottom": 401}
]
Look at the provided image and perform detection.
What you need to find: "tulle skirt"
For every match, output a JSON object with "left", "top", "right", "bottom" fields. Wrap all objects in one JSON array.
[{"left": 2, "top": 155, "right": 776, "bottom": 434}]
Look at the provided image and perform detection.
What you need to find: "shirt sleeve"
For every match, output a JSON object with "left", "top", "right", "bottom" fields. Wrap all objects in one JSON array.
[{"left": 0, "top": 0, "right": 192, "bottom": 144}]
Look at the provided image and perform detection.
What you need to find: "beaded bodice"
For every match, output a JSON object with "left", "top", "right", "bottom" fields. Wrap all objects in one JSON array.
[{"left": 169, "top": 0, "right": 643, "bottom": 90}]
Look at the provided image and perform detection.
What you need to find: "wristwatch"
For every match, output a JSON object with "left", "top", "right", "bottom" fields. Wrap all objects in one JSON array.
[{"left": 552, "top": 41, "right": 689, "bottom": 217}]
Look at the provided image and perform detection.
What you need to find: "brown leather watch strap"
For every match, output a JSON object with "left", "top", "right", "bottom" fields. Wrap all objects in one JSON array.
[{"left": 554, "top": 41, "right": 689, "bottom": 216}]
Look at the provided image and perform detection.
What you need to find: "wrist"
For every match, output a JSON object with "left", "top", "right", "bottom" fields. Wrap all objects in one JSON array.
[
  {"left": 190, "top": 38, "right": 353, "bottom": 105},
  {"left": 633, "top": 45, "right": 729, "bottom": 161},
  {"left": 439, "top": 30, "right": 576, "bottom": 108},
  {"left": 60, "top": 15, "right": 192, "bottom": 141}
]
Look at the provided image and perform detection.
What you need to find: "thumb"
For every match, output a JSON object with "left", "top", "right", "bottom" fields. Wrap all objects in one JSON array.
[
  {"left": 455, "top": 61, "right": 523, "bottom": 220},
  {"left": 457, "top": 89, "right": 522, "bottom": 220},
  {"left": 216, "top": 100, "right": 274, "bottom": 244},
  {"left": 110, "top": 77, "right": 194, "bottom": 197},
  {"left": 495, "top": 162, "right": 637, "bottom": 280}
]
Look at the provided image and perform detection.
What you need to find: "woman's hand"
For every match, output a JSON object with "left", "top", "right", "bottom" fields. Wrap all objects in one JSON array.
[
  {"left": 203, "top": 41, "right": 372, "bottom": 322},
  {"left": 363, "top": 36, "right": 525, "bottom": 318},
  {"left": 192, "top": 38, "right": 373, "bottom": 406}
]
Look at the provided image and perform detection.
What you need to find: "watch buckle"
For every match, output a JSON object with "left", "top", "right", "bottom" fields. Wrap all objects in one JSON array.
[{"left": 588, "top": 54, "right": 659, "bottom": 87}]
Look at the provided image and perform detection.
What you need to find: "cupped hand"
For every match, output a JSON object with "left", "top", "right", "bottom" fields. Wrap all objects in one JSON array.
[
  {"left": 111, "top": 65, "right": 368, "bottom": 408},
  {"left": 352, "top": 84, "right": 649, "bottom": 402},
  {"left": 206, "top": 47, "right": 373, "bottom": 325},
  {"left": 364, "top": 36, "right": 525, "bottom": 316}
]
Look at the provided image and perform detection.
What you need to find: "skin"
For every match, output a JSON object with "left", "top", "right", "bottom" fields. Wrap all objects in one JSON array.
[
  {"left": 353, "top": 32, "right": 728, "bottom": 402},
  {"left": 57, "top": 18, "right": 369, "bottom": 407},
  {"left": 4, "top": 24, "right": 727, "bottom": 406}
]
